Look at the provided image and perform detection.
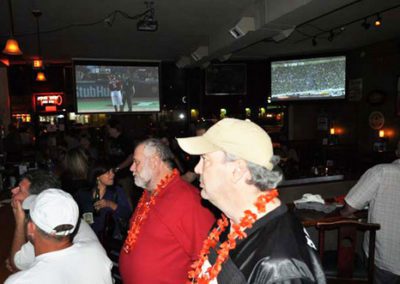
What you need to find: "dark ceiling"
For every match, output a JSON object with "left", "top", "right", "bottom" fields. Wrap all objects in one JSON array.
[{"left": 0, "top": 0, "right": 400, "bottom": 65}]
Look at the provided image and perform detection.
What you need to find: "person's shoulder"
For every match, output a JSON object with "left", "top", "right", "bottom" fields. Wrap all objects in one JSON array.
[
  {"left": 5, "top": 261, "right": 50, "bottom": 284},
  {"left": 248, "top": 254, "right": 325, "bottom": 284},
  {"left": 368, "top": 161, "right": 400, "bottom": 176},
  {"left": 166, "top": 176, "right": 201, "bottom": 202},
  {"left": 5, "top": 270, "right": 29, "bottom": 284},
  {"left": 71, "top": 241, "right": 108, "bottom": 258},
  {"left": 74, "top": 219, "right": 99, "bottom": 243}
]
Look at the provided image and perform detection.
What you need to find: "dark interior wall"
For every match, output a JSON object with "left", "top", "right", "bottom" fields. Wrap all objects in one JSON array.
[
  {"left": 6, "top": 39, "right": 400, "bottom": 158},
  {"left": 349, "top": 40, "right": 400, "bottom": 155}
]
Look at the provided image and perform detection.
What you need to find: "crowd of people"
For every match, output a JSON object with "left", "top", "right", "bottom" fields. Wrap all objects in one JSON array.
[{"left": 2, "top": 116, "right": 399, "bottom": 284}]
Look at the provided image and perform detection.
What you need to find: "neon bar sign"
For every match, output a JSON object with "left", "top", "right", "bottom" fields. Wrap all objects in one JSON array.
[
  {"left": 36, "top": 94, "right": 63, "bottom": 106},
  {"left": 34, "top": 92, "right": 64, "bottom": 113}
]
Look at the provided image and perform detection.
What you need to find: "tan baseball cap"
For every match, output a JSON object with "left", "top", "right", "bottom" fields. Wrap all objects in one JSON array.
[{"left": 177, "top": 118, "right": 274, "bottom": 170}]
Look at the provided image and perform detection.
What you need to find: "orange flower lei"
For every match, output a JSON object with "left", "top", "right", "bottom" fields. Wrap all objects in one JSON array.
[
  {"left": 123, "top": 168, "right": 179, "bottom": 254},
  {"left": 188, "top": 189, "right": 279, "bottom": 283}
]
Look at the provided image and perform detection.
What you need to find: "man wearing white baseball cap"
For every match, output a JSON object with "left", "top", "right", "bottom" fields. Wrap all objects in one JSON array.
[
  {"left": 5, "top": 188, "right": 113, "bottom": 284},
  {"left": 177, "top": 118, "right": 325, "bottom": 284},
  {"left": 7, "top": 170, "right": 99, "bottom": 273}
]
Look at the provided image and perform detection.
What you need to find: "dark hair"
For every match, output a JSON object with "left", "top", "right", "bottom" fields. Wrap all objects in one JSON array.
[
  {"left": 62, "top": 148, "right": 89, "bottom": 179},
  {"left": 107, "top": 118, "right": 123, "bottom": 133},
  {"left": 140, "top": 138, "right": 175, "bottom": 169},
  {"left": 23, "top": 170, "right": 61, "bottom": 195},
  {"left": 88, "top": 160, "right": 113, "bottom": 187}
]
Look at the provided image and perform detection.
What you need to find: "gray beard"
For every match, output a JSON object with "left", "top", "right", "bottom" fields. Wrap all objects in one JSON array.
[{"left": 134, "top": 176, "right": 150, "bottom": 189}]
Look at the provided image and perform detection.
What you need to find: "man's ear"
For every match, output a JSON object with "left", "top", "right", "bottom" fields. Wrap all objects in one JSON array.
[
  {"left": 26, "top": 221, "right": 36, "bottom": 242},
  {"left": 232, "top": 160, "right": 248, "bottom": 183}
]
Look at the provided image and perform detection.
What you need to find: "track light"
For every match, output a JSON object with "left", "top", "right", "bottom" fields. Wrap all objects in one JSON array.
[
  {"left": 374, "top": 14, "right": 382, "bottom": 27},
  {"left": 361, "top": 18, "right": 370, "bottom": 30},
  {"left": 312, "top": 37, "right": 317, "bottom": 46}
]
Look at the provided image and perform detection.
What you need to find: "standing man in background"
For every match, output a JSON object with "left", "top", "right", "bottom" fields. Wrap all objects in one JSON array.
[
  {"left": 119, "top": 138, "right": 215, "bottom": 284},
  {"left": 341, "top": 140, "right": 400, "bottom": 284},
  {"left": 122, "top": 74, "right": 135, "bottom": 112},
  {"left": 178, "top": 118, "right": 325, "bottom": 283},
  {"left": 108, "top": 74, "right": 123, "bottom": 112}
]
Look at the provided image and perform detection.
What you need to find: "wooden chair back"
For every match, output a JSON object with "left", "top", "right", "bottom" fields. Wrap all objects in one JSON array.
[{"left": 316, "top": 219, "right": 380, "bottom": 283}]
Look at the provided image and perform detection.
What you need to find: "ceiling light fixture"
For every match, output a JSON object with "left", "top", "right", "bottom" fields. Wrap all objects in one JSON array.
[
  {"left": 2, "top": 0, "right": 23, "bottom": 55},
  {"left": 33, "top": 10, "right": 46, "bottom": 81},
  {"left": 33, "top": 10, "right": 44, "bottom": 70},
  {"left": 374, "top": 14, "right": 382, "bottom": 27},
  {"left": 36, "top": 71, "right": 47, "bottom": 82}
]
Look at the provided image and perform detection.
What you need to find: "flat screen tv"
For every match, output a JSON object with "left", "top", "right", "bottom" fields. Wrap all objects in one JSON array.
[
  {"left": 271, "top": 55, "right": 346, "bottom": 101},
  {"left": 205, "top": 64, "right": 246, "bottom": 95},
  {"left": 73, "top": 59, "right": 160, "bottom": 113}
]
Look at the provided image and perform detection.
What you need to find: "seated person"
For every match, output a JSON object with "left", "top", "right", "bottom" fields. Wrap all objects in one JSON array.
[
  {"left": 8, "top": 170, "right": 98, "bottom": 272},
  {"left": 5, "top": 189, "right": 113, "bottom": 284},
  {"left": 75, "top": 161, "right": 132, "bottom": 241}
]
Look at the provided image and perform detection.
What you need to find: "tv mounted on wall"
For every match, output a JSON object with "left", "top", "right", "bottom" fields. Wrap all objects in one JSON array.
[
  {"left": 271, "top": 55, "right": 346, "bottom": 101},
  {"left": 73, "top": 59, "right": 160, "bottom": 113},
  {"left": 205, "top": 63, "right": 247, "bottom": 95}
]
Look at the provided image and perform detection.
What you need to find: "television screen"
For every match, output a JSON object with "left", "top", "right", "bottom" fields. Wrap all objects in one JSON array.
[
  {"left": 205, "top": 64, "right": 246, "bottom": 95},
  {"left": 271, "top": 55, "right": 346, "bottom": 101},
  {"left": 73, "top": 60, "right": 160, "bottom": 113}
]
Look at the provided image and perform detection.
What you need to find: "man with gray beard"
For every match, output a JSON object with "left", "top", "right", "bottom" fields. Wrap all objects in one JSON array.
[{"left": 119, "top": 138, "right": 215, "bottom": 284}]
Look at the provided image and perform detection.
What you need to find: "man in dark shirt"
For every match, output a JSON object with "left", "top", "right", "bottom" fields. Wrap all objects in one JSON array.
[
  {"left": 106, "top": 119, "right": 135, "bottom": 206},
  {"left": 178, "top": 118, "right": 326, "bottom": 283},
  {"left": 122, "top": 75, "right": 135, "bottom": 112}
]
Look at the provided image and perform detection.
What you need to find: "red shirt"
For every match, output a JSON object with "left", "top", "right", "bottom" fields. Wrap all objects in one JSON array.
[{"left": 119, "top": 175, "right": 215, "bottom": 284}]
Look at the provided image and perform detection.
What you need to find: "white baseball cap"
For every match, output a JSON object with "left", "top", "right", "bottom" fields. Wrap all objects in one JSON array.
[
  {"left": 177, "top": 118, "right": 274, "bottom": 170},
  {"left": 23, "top": 188, "right": 79, "bottom": 236}
]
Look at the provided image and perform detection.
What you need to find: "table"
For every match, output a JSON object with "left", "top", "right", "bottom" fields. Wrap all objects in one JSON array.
[
  {"left": 0, "top": 204, "right": 15, "bottom": 283},
  {"left": 290, "top": 204, "right": 367, "bottom": 227}
]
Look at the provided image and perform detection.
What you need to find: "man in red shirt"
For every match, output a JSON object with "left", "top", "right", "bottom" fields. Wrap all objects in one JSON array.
[{"left": 119, "top": 138, "right": 215, "bottom": 284}]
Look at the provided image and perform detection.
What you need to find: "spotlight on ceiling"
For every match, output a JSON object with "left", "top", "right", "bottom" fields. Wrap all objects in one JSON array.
[
  {"left": 312, "top": 37, "right": 317, "bottom": 46},
  {"left": 374, "top": 14, "right": 382, "bottom": 27},
  {"left": 361, "top": 18, "right": 371, "bottom": 30},
  {"left": 191, "top": 46, "right": 208, "bottom": 61},
  {"left": 137, "top": 1, "right": 158, "bottom": 32},
  {"left": 229, "top": 17, "right": 255, "bottom": 39}
]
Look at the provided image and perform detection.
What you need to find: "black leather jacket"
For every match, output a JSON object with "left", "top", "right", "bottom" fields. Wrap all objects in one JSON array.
[{"left": 208, "top": 205, "right": 326, "bottom": 284}]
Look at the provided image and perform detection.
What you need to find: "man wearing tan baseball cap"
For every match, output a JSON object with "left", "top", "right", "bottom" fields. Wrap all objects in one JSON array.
[{"left": 177, "top": 118, "right": 325, "bottom": 284}]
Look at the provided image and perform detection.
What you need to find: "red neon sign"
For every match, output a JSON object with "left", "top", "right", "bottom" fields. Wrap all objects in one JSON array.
[
  {"left": 36, "top": 94, "right": 63, "bottom": 106},
  {"left": 33, "top": 92, "right": 64, "bottom": 113}
]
